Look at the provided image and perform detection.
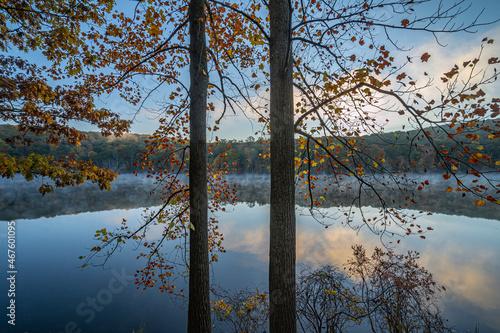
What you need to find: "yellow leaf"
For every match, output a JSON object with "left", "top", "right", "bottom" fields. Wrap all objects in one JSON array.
[
  {"left": 475, "top": 200, "right": 486, "bottom": 206},
  {"left": 373, "top": 161, "right": 378, "bottom": 167}
]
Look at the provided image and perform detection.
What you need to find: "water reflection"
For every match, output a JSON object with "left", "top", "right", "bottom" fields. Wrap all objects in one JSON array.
[
  {"left": 0, "top": 175, "right": 499, "bottom": 332},
  {"left": 215, "top": 203, "right": 500, "bottom": 332}
]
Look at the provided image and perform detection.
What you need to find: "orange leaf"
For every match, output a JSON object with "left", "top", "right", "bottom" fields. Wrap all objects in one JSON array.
[
  {"left": 475, "top": 200, "right": 486, "bottom": 206},
  {"left": 401, "top": 19, "right": 409, "bottom": 27}
]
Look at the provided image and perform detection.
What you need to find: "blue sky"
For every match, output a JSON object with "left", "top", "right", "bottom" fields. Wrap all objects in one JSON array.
[{"left": 4, "top": 0, "right": 500, "bottom": 140}]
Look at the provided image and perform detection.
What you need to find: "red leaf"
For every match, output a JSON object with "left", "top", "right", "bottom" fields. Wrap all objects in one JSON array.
[
  {"left": 396, "top": 72, "right": 407, "bottom": 80},
  {"left": 401, "top": 19, "right": 410, "bottom": 27}
]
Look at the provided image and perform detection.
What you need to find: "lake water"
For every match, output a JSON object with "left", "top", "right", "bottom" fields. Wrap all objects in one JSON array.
[{"left": 0, "top": 175, "right": 499, "bottom": 332}]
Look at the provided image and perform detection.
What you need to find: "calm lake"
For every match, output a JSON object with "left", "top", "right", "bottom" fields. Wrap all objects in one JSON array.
[{"left": 0, "top": 174, "right": 499, "bottom": 332}]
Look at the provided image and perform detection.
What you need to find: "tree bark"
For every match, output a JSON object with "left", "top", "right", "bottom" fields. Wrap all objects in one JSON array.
[
  {"left": 269, "top": 0, "right": 297, "bottom": 332},
  {"left": 187, "top": 1, "right": 210, "bottom": 332}
]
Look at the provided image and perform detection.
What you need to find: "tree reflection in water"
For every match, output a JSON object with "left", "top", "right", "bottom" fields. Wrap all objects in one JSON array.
[{"left": 212, "top": 245, "right": 451, "bottom": 333}]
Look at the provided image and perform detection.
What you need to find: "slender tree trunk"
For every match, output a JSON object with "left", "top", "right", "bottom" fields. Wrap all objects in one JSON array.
[
  {"left": 269, "top": 0, "right": 297, "bottom": 332},
  {"left": 187, "top": 1, "right": 210, "bottom": 332}
]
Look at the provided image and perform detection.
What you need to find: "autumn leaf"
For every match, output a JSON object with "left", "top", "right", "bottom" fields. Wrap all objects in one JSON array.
[
  {"left": 488, "top": 57, "right": 499, "bottom": 64},
  {"left": 401, "top": 19, "right": 410, "bottom": 27},
  {"left": 420, "top": 53, "right": 431, "bottom": 62},
  {"left": 396, "top": 72, "right": 406, "bottom": 81},
  {"left": 475, "top": 200, "right": 486, "bottom": 206}
]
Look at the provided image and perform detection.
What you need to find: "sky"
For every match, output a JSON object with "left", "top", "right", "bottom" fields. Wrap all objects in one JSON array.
[
  {"left": 5, "top": 0, "right": 500, "bottom": 140},
  {"left": 123, "top": 0, "right": 500, "bottom": 140}
]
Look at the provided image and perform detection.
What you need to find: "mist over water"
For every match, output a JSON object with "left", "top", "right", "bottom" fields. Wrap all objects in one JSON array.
[{"left": 1, "top": 173, "right": 498, "bottom": 220}]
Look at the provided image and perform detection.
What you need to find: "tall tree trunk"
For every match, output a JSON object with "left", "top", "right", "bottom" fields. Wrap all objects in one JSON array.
[
  {"left": 187, "top": 1, "right": 210, "bottom": 332},
  {"left": 269, "top": 0, "right": 296, "bottom": 332}
]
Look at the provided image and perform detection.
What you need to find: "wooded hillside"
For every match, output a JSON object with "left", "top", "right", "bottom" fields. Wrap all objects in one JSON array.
[{"left": 1, "top": 123, "right": 498, "bottom": 174}]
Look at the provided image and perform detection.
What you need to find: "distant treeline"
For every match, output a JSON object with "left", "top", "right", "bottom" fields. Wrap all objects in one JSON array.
[{"left": 1, "top": 123, "right": 498, "bottom": 174}]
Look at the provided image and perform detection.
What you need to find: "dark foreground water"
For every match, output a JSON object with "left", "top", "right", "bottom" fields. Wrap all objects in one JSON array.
[{"left": 0, "top": 175, "right": 499, "bottom": 332}]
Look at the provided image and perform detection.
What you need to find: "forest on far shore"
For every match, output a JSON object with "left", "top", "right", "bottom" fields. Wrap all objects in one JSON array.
[{"left": 1, "top": 123, "right": 498, "bottom": 174}]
